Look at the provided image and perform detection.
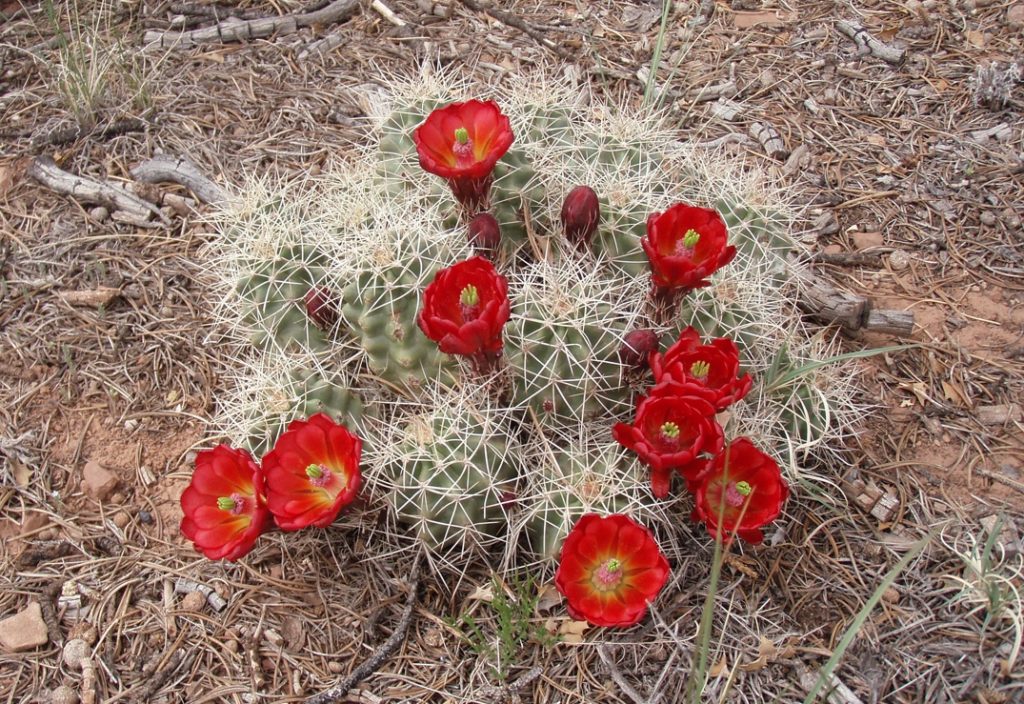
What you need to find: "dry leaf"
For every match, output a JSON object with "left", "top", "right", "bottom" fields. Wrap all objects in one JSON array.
[
  {"left": 536, "top": 583, "right": 562, "bottom": 612},
  {"left": 941, "top": 380, "right": 972, "bottom": 409},
  {"left": 965, "top": 30, "right": 987, "bottom": 48},
  {"left": 732, "top": 10, "right": 796, "bottom": 28},
  {"left": 724, "top": 553, "right": 759, "bottom": 579},
  {"left": 11, "top": 457, "right": 32, "bottom": 488},
  {"left": 60, "top": 287, "right": 121, "bottom": 308},
  {"left": 467, "top": 583, "right": 494, "bottom": 602},
  {"left": 557, "top": 619, "right": 589, "bottom": 644},
  {"left": 709, "top": 654, "right": 729, "bottom": 677},
  {"left": 739, "top": 636, "right": 778, "bottom": 672}
]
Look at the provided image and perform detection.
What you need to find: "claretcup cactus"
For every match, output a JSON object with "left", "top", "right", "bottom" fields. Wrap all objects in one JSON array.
[{"left": 204, "top": 69, "right": 867, "bottom": 571}]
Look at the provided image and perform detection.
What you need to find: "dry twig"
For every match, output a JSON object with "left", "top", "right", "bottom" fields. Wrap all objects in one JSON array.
[{"left": 456, "top": 0, "right": 568, "bottom": 58}]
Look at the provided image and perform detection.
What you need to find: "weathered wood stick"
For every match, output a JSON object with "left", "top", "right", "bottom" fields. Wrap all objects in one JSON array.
[
  {"left": 28, "top": 156, "right": 170, "bottom": 224},
  {"left": 143, "top": 0, "right": 360, "bottom": 49},
  {"left": 798, "top": 279, "right": 868, "bottom": 330},
  {"left": 131, "top": 154, "right": 229, "bottom": 205},
  {"left": 749, "top": 121, "right": 789, "bottom": 160},
  {"left": 864, "top": 309, "right": 914, "bottom": 335},
  {"left": 837, "top": 20, "right": 905, "bottom": 65}
]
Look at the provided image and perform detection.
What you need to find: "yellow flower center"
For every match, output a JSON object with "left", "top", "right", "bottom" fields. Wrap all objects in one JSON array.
[
  {"left": 736, "top": 481, "right": 752, "bottom": 496},
  {"left": 660, "top": 421, "right": 680, "bottom": 439},
  {"left": 460, "top": 284, "right": 479, "bottom": 306},
  {"left": 682, "top": 229, "right": 701, "bottom": 248},
  {"left": 217, "top": 493, "right": 245, "bottom": 514},
  {"left": 594, "top": 557, "right": 624, "bottom": 588},
  {"left": 454, "top": 127, "right": 469, "bottom": 144},
  {"left": 306, "top": 463, "right": 333, "bottom": 488},
  {"left": 690, "top": 360, "right": 711, "bottom": 379}
]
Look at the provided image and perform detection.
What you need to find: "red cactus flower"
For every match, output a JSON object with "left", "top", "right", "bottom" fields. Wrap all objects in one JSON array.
[
  {"left": 692, "top": 438, "right": 789, "bottom": 545},
  {"left": 613, "top": 388, "right": 724, "bottom": 499},
  {"left": 650, "top": 327, "right": 753, "bottom": 410},
  {"left": 561, "top": 185, "right": 601, "bottom": 250},
  {"left": 262, "top": 413, "right": 362, "bottom": 531},
  {"left": 413, "top": 100, "right": 514, "bottom": 213},
  {"left": 180, "top": 445, "right": 269, "bottom": 561},
  {"left": 555, "top": 514, "right": 670, "bottom": 628},
  {"left": 642, "top": 203, "right": 736, "bottom": 293},
  {"left": 417, "top": 256, "right": 510, "bottom": 372}
]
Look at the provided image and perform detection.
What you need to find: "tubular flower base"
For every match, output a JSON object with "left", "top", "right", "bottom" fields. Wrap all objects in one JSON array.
[
  {"left": 650, "top": 327, "right": 753, "bottom": 411},
  {"left": 417, "top": 255, "right": 510, "bottom": 372},
  {"left": 692, "top": 438, "right": 789, "bottom": 545},
  {"left": 642, "top": 203, "right": 736, "bottom": 296},
  {"left": 555, "top": 514, "right": 670, "bottom": 628},
  {"left": 613, "top": 388, "right": 724, "bottom": 499},
  {"left": 412, "top": 99, "right": 514, "bottom": 213},
  {"left": 180, "top": 445, "right": 269, "bottom": 561},
  {"left": 263, "top": 413, "right": 363, "bottom": 531}
]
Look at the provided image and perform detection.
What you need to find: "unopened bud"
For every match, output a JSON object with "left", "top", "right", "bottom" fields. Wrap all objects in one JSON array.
[
  {"left": 560, "top": 185, "right": 600, "bottom": 250},
  {"left": 468, "top": 212, "right": 501, "bottom": 258},
  {"left": 618, "top": 329, "right": 660, "bottom": 368},
  {"left": 304, "top": 287, "right": 339, "bottom": 329}
]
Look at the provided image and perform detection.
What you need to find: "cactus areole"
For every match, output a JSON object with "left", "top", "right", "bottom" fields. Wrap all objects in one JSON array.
[{"left": 413, "top": 99, "right": 514, "bottom": 213}]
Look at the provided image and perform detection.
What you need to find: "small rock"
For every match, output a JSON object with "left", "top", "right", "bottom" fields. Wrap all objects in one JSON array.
[
  {"left": 112, "top": 511, "right": 130, "bottom": 529},
  {"left": 138, "top": 510, "right": 153, "bottom": 525},
  {"left": 851, "top": 230, "right": 885, "bottom": 250},
  {"left": 888, "top": 249, "right": 911, "bottom": 271},
  {"left": 0, "top": 602, "right": 49, "bottom": 652},
  {"left": 822, "top": 243, "right": 844, "bottom": 255},
  {"left": 109, "top": 492, "right": 126, "bottom": 505},
  {"left": 68, "top": 622, "right": 98, "bottom": 645},
  {"left": 327, "top": 661, "right": 344, "bottom": 674},
  {"left": 1008, "top": 4, "right": 1024, "bottom": 30},
  {"left": 89, "top": 206, "right": 109, "bottom": 223},
  {"left": 82, "top": 460, "right": 118, "bottom": 501},
  {"left": 50, "top": 685, "right": 79, "bottom": 704},
  {"left": 62, "top": 639, "right": 89, "bottom": 669},
  {"left": 180, "top": 591, "right": 206, "bottom": 612},
  {"left": 981, "top": 211, "right": 997, "bottom": 226}
]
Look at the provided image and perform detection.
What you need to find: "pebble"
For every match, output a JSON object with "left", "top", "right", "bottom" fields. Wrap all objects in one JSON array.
[
  {"left": 112, "top": 511, "right": 131, "bottom": 529},
  {"left": 180, "top": 591, "right": 206, "bottom": 612},
  {"left": 82, "top": 460, "right": 119, "bottom": 501},
  {"left": 1008, "top": 4, "right": 1024, "bottom": 30},
  {"left": 50, "top": 685, "right": 79, "bottom": 704},
  {"left": 851, "top": 230, "right": 885, "bottom": 250},
  {"left": 0, "top": 602, "right": 49, "bottom": 652},
  {"left": 888, "top": 249, "right": 911, "bottom": 271},
  {"left": 138, "top": 510, "right": 153, "bottom": 525},
  {"left": 327, "top": 661, "right": 344, "bottom": 674},
  {"left": 89, "top": 206, "right": 109, "bottom": 223}
]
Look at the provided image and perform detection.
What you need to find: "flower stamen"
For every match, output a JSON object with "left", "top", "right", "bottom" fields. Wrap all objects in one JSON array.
[
  {"left": 660, "top": 421, "right": 680, "bottom": 440},
  {"left": 724, "top": 480, "right": 752, "bottom": 507},
  {"left": 306, "top": 463, "right": 333, "bottom": 488},
  {"left": 594, "top": 557, "right": 624, "bottom": 588},
  {"left": 217, "top": 493, "right": 245, "bottom": 515},
  {"left": 690, "top": 360, "right": 711, "bottom": 379}
]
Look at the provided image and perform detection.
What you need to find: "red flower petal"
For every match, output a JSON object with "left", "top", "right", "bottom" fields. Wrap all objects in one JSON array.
[{"left": 554, "top": 514, "right": 669, "bottom": 628}]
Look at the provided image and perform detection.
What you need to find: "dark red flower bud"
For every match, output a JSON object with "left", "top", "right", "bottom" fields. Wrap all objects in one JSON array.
[
  {"left": 468, "top": 212, "right": 501, "bottom": 258},
  {"left": 304, "top": 287, "right": 339, "bottom": 329},
  {"left": 619, "top": 329, "right": 660, "bottom": 368},
  {"left": 561, "top": 186, "right": 601, "bottom": 250}
]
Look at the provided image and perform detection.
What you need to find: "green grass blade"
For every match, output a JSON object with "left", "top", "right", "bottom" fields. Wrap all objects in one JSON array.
[
  {"left": 644, "top": 0, "right": 673, "bottom": 106},
  {"left": 802, "top": 531, "right": 932, "bottom": 704},
  {"left": 765, "top": 344, "right": 917, "bottom": 392}
]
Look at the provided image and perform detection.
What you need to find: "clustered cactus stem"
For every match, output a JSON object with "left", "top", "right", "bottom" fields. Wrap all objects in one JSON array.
[{"left": 198, "top": 69, "right": 867, "bottom": 578}]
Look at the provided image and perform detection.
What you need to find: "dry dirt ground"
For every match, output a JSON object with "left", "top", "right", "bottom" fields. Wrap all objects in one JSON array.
[{"left": 1, "top": 1, "right": 1023, "bottom": 703}]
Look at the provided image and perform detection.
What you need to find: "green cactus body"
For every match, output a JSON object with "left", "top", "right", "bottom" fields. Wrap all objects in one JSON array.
[
  {"left": 243, "top": 368, "right": 364, "bottom": 456},
  {"left": 522, "top": 445, "right": 633, "bottom": 561},
  {"left": 236, "top": 245, "right": 331, "bottom": 353},
  {"left": 340, "top": 262, "right": 458, "bottom": 392},
  {"left": 386, "top": 408, "right": 518, "bottom": 553},
  {"left": 504, "top": 259, "right": 638, "bottom": 425}
]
